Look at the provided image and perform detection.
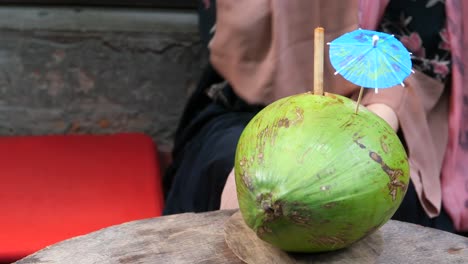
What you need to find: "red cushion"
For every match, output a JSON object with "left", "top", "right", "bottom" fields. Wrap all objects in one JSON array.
[{"left": 0, "top": 133, "right": 164, "bottom": 261}]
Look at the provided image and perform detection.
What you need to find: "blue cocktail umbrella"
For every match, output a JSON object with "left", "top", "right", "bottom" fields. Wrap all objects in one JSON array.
[{"left": 328, "top": 29, "right": 413, "bottom": 113}]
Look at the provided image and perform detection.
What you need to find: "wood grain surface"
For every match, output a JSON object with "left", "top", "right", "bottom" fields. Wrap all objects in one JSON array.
[{"left": 16, "top": 210, "right": 468, "bottom": 264}]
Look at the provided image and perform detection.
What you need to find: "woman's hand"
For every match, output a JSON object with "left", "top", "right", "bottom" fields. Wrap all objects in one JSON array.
[
  {"left": 366, "top": 103, "right": 399, "bottom": 131},
  {"left": 220, "top": 169, "right": 239, "bottom": 209}
]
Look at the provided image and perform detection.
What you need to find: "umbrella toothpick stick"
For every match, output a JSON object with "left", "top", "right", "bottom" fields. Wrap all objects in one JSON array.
[
  {"left": 313, "top": 27, "right": 324, "bottom": 95},
  {"left": 355, "top": 86, "right": 364, "bottom": 114}
]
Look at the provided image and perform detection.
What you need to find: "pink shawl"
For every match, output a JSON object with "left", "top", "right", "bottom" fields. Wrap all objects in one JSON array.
[{"left": 361, "top": 0, "right": 468, "bottom": 231}]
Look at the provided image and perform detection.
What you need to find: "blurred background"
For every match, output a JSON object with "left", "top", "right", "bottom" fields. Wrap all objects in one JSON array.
[
  {"left": 0, "top": 2, "right": 207, "bottom": 262},
  {"left": 0, "top": 0, "right": 206, "bottom": 162}
]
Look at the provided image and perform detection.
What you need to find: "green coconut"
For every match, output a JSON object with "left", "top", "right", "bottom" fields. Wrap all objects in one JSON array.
[{"left": 235, "top": 92, "right": 409, "bottom": 253}]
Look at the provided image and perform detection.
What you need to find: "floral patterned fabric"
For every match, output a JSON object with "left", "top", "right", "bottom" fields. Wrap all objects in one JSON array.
[{"left": 379, "top": 0, "right": 451, "bottom": 82}]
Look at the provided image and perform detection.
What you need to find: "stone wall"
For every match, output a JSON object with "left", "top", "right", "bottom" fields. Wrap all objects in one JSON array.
[{"left": 0, "top": 6, "right": 206, "bottom": 152}]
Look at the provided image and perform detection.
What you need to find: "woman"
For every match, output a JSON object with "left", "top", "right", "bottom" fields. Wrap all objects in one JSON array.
[{"left": 165, "top": 0, "right": 468, "bottom": 234}]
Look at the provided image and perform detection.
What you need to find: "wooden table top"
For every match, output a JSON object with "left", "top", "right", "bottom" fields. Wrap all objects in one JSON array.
[{"left": 16, "top": 210, "right": 468, "bottom": 264}]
